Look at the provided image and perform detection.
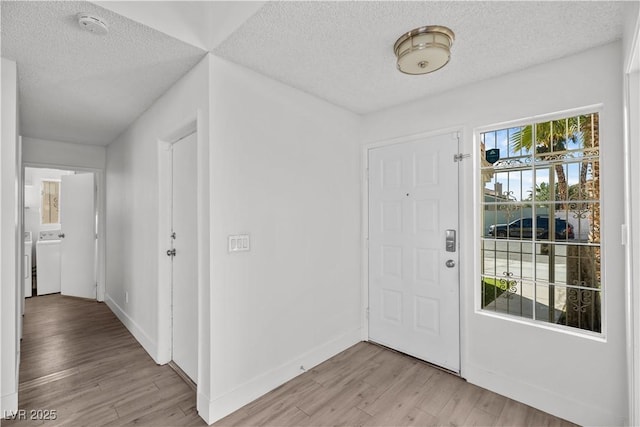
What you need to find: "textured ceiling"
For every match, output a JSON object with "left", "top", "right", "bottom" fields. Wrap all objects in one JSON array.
[
  {"left": 94, "top": 1, "right": 266, "bottom": 51},
  {"left": 0, "top": 1, "right": 629, "bottom": 146},
  {"left": 214, "top": 1, "right": 626, "bottom": 114},
  {"left": 1, "top": 1, "right": 206, "bottom": 146}
]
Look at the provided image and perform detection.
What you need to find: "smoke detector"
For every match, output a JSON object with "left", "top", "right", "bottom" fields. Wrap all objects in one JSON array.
[{"left": 77, "top": 13, "right": 109, "bottom": 35}]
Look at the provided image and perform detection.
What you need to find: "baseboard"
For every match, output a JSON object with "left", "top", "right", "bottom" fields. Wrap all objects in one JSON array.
[
  {"left": 1, "top": 391, "right": 18, "bottom": 419},
  {"left": 202, "top": 328, "right": 362, "bottom": 425},
  {"left": 465, "top": 362, "right": 625, "bottom": 426},
  {"left": 104, "top": 295, "right": 160, "bottom": 364}
]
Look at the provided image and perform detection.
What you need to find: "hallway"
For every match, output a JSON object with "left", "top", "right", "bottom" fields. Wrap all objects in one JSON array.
[{"left": 4, "top": 295, "right": 205, "bottom": 426}]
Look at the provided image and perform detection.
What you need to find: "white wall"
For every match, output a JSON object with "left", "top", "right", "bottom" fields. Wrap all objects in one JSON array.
[
  {"left": 362, "top": 43, "right": 626, "bottom": 426},
  {"left": 22, "top": 137, "right": 106, "bottom": 170},
  {"left": 204, "top": 56, "right": 362, "bottom": 423},
  {"left": 105, "top": 54, "right": 210, "bottom": 416},
  {"left": 1, "top": 57, "right": 20, "bottom": 415}
]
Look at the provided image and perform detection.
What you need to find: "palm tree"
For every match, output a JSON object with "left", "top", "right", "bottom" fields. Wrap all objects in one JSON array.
[
  {"left": 510, "top": 114, "right": 598, "bottom": 208},
  {"left": 530, "top": 182, "right": 585, "bottom": 203},
  {"left": 510, "top": 113, "right": 601, "bottom": 332},
  {"left": 526, "top": 182, "right": 553, "bottom": 201}
]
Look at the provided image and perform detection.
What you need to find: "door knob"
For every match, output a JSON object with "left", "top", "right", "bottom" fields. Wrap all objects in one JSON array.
[
  {"left": 58, "top": 233, "right": 65, "bottom": 238},
  {"left": 445, "top": 259, "right": 455, "bottom": 268},
  {"left": 166, "top": 248, "right": 176, "bottom": 257}
]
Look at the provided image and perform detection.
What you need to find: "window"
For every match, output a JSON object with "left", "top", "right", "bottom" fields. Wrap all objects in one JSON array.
[
  {"left": 41, "top": 180, "right": 60, "bottom": 224},
  {"left": 480, "top": 112, "right": 601, "bottom": 333}
]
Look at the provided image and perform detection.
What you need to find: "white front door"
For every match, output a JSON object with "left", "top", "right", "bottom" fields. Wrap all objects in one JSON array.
[
  {"left": 170, "top": 132, "right": 198, "bottom": 383},
  {"left": 60, "top": 173, "right": 96, "bottom": 299},
  {"left": 368, "top": 132, "right": 460, "bottom": 372}
]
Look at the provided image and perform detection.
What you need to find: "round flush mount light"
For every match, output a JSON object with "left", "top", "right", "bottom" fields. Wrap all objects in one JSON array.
[
  {"left": 394, "top": 26, "right": 454, "bottom": 75},
  {"left": 77, "top": 13, "right": 109, "bottom": 35}
]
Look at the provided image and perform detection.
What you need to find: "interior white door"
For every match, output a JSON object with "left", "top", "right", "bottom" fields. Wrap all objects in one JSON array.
[
  {"left": 60, "top": 173, "right": 96, "bottom": 299},
  {"left": 171, "top": 132, "right": 198, "bottom": 383},
  {"left": 368, "top": 133, "right": 460, "bottom": 372}
]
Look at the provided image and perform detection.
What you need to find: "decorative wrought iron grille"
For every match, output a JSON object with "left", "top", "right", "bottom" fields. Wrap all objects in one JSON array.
[{"left": 480, "top": 113, "right": 601, "bottom": 333}]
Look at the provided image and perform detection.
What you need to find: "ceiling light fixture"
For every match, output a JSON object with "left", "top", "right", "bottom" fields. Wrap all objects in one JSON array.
[
  {"left": 77, "top": 13, "right": 109, "bottom": 35},
  {"left": 394, "top": 26, "right": 455, "bottom": 75}
]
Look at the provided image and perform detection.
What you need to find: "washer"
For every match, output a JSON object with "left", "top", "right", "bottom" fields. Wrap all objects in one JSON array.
[{"left": 36, "top": 230, "right": 61, "bottom": 295}]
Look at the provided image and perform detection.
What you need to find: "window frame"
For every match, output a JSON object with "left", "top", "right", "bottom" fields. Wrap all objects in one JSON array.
[
  {"left": 473, "top": 105, "right": 606, "bottom": 339},
  {"left": 41, "top": 178, "right": 61, "bottom": 226}
]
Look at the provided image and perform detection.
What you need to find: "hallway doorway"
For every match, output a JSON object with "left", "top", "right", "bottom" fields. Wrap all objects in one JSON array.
[{"left": 24, "top": 167, "right": 97, "bottom": 299}]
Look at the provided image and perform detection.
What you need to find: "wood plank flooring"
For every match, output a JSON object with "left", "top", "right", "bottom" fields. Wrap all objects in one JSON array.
[
  {"left": 5, "top": 294, "right": 577, "bottom": 426},
  {"left": 215, "top": 343, "right": 577, "bottom": 427},
  {"left": 4, "top": 294, "right": 205, "bottom": 427}
]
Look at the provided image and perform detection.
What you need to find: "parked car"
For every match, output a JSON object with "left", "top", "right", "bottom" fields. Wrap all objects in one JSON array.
[{"left": 488, "top": 216, "right": 575, "bottom": 240}]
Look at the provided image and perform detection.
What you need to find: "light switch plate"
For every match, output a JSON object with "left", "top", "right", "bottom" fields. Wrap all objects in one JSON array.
[{"left": 228, "top": 234, "right": 250, "bottom": 252}]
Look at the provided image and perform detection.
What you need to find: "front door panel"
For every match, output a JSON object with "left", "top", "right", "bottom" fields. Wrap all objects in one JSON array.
[{"left": 369, "top": 133, "right": 460, "bottom": 372}]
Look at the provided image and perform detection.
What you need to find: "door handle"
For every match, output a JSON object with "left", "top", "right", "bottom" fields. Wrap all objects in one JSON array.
[
  {"left": 166, "top": 248, "right": 176, "bottom": 257},
  {"left": 58, "top": 233, "right": 65, "bottom": 239},
  {"left": 445, "top": 229, "right": 456, "bottom": 252},
  {"left": 446, "top": 259, "right": 456, "bottom": 268}
]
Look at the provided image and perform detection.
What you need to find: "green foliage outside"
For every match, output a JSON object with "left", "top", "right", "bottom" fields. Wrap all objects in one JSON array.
[{"left": 481, "top": 277, "right": 508, "bottom": 307}]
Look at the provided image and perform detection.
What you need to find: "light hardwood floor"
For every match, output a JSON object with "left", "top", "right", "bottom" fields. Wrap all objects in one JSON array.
[
  {"left": 214, "top": 343, "right": 577, "bottom": 427},
  {"left": 4, "top": 294, "right": 205, "bottom": 427},
  {"left": 6, "top": 295, "right": 576, "bottom": 426}
]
